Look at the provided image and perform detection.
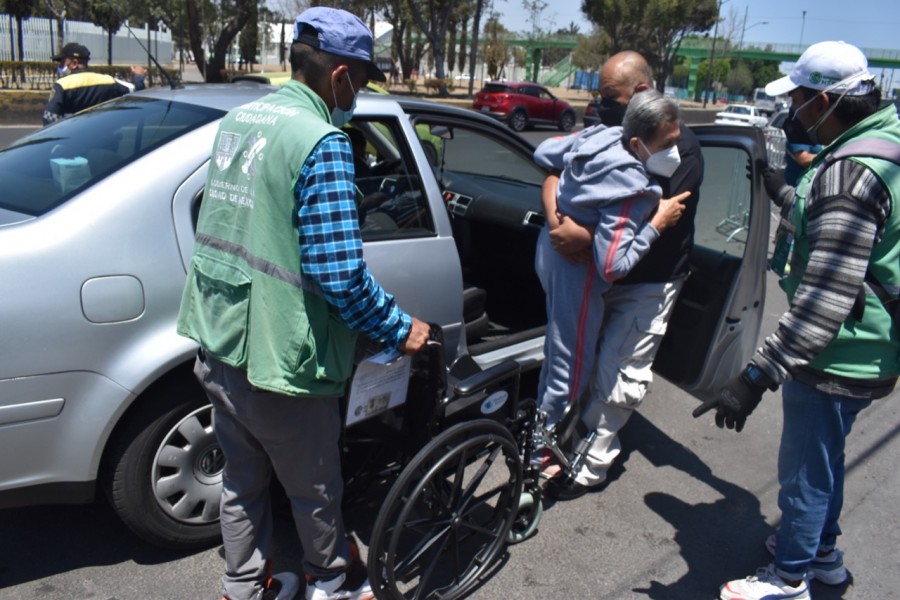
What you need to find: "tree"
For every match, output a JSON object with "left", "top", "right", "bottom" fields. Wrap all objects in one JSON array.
[
  {"left": 581, "top": 0, "right": 717, "bottom": 91},
  {"left": 89, "top": 0, "right": 128, "bottom": 65},
  {"left": 696, "top": 56, "right": 730, "bottom": 99},
  {"left": 185, "top": 0, "right": 255, "bottom": 82},
  {"left": 406, "top": 0, "right": 455, "bottom": 96},
  {"left": 5, "top": 0, "right": 36, "bottom": 66},
  {"left": 238, "top": 1, "right": 259, "bottom": 70},
  {"left": 725, "top": 59, "right": 752, "bottom": 96},
  {"left": 482, "top": 13, "right": 508, "bottom": 81}
]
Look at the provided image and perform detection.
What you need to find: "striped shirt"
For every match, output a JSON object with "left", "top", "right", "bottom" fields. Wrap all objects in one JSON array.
[
  {"left": 295, "top": 133, "right": 412, "bottom": 349},
  {"left": 755, "top": 159, "right": 893, "bottom": 397}
]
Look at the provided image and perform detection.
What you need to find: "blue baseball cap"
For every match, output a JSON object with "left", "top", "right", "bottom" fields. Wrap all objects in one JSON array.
[{"left": 293, "top": 7, "right": 386, "bottom": 82}]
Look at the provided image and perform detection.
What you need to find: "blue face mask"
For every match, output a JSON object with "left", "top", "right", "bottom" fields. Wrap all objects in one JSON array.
[
  {"left": 330, "top": 71, "right": 358, "bottom": 128},
  {"left": 57, "top": 65, "right": 70, "bottom": 77}
]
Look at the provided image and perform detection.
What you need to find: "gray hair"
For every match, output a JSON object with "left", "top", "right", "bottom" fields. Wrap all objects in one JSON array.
[{"left": 621, "top": 89, "right": 680, "bottom": 142}]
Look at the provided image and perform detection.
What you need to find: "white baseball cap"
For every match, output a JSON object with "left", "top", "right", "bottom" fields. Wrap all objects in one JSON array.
[{"left": 765, "top": 40, "right": 875, "bottom": 97}]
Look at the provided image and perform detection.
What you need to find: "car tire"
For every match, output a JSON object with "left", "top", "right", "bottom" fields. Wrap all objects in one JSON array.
[
  {"left": 101, "top": 385, "right": 223, "bottom": 549},
  {"left": 508, "top": 109, "right": 527, "bottom": 132},
  {"left": 558, "top": 111, "right": 575, "bottom": 132}
]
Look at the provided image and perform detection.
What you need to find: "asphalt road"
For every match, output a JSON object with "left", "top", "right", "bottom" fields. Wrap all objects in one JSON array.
[{"left": 1, "top": 124, "right": 899, "bottom": 600}]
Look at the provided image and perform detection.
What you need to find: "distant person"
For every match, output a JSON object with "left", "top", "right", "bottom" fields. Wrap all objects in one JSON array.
[
  {"left": 781, "top": 109, "right": 823, "bottom": 185},
  {"left": 43, "top": 43, "right": 130, "bottom": 126},
  {"left": 130, "top": 65, "right": 148, "bottom": 91},
  {"left": 694, "top": 40, "right": 900, "bottom": 600}
]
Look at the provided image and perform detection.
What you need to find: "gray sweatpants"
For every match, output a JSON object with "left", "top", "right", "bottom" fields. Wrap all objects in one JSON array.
[{"left": 194, "top": 354, "right": 350, "bottom": 600}]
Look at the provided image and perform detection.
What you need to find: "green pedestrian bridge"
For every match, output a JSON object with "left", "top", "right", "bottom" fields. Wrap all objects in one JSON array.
[{"left": 506, "top": 34, "right": 900, "bottom": 97}]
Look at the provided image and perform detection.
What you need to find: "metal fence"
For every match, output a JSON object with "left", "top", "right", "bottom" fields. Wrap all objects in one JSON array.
[{"left": 0, "top": 15, "right": 173, "bottom": 65}]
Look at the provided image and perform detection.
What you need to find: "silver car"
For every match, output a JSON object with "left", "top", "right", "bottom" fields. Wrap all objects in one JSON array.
[{"left": 0, "top": 84, "right": 772, "bottom": 548}]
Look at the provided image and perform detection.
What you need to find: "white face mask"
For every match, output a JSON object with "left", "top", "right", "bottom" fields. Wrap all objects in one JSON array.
[
  {"left": 639, "top": 139, "right": 681, "bottom": 178},
  {"left": 330, "top": 71, "right": 358, "bottom": 128}
]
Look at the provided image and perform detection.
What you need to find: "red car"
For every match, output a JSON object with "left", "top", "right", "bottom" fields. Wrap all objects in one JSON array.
[{"left": 473, "top": 82, "right": 576, "bottom": 132}]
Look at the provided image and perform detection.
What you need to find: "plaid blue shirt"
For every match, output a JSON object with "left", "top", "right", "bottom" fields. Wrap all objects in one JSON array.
[{"left": 296, "top": 133, "right": 412, "bottom": 348}]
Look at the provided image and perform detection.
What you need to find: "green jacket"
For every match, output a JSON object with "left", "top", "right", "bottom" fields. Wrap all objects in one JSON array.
[
  {"left": 177, "top": 80, "right": 357, "bottom": 397},
  {"left": 784, "top": 103, "right": 900, "bottom": 378}
]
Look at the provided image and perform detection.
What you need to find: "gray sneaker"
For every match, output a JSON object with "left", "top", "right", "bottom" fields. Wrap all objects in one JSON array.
[{"left": 765, "top": 534, "right": 849, "bottom": 585}]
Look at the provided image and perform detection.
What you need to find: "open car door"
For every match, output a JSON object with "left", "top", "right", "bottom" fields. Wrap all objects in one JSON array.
[{"left": 653, "top": 124, "right": 772, "bottom": 403}]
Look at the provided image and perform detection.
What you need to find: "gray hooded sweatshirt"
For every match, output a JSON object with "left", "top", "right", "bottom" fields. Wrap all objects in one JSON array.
[{"left": 533, "top": 124, "right": 662, "bottom": 282}]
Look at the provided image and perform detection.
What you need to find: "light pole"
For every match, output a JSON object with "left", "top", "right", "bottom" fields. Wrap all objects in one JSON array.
[
  {"left": 799, "top": 10, "right": 807, "bottom": 49},
  {"left": 702, "top": 0, "right": 725, "bottom": 108},
  {"left": 738, "top": 8, "right": 768, "bottom": 57}
]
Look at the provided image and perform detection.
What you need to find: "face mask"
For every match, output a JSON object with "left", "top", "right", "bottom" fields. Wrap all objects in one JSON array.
[
  {"left": 330, "top": 71, "right": 358, "bottom": 128},
  {"left": 639, "top": 139, "right": 681, "bottom": 178},
  {"left": 782, "top": 108, "right": 813, "bottom": 145},
  {"left": 790, "top": 70, "right": 867, "bottom": 145},
  {"left": 597, "top": 96, "right": 627, "bottom": 127},
  {"left": 57, "top": 65, "right": 70, "bottom": 77},
  {"left": 791, "top": 93, "right": 833, "bottom": 145}
]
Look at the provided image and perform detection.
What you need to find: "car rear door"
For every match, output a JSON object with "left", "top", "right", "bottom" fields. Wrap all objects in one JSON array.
[{"left": 652, "top": 125, "right": 771, "bottom": 403}]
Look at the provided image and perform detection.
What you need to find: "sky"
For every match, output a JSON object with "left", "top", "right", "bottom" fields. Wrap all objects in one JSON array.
[{"left": 493, "top": 0, "right": 900, "bottom": 86}]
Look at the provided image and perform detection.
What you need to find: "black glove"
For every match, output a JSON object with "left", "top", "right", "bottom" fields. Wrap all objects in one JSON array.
[
  {"left": 692, "top": 364, "right": 777, "bottom": 433},
  {"left": 761, "top": 163, "right": 787, "bottom": 203}
]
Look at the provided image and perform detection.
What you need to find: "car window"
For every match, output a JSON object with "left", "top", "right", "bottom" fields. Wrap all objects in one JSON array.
[
  {"left": 429, "top": 123, "right": 545, "bottom": 186},
  {"left": 0, "top": 96, "right": 222, "bottom": 217},
  {"left": 694, "top": 145, "right": 754, "bottom": 255},
  {"left": 352, "top": 117, "right": 436, "bottom": 242},
  {"left": 482, "top": 84, "right": 511, "bottom": 94}
]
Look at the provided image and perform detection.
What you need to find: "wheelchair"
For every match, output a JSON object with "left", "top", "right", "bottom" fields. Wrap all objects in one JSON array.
[{"left": 337, "top": 325, "right": 544, "bottom": 600}]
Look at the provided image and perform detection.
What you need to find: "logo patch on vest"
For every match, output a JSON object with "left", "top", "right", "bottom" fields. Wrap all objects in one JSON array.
[
  {"left": 241, "top": 132, "right": 267, "bottom": 178},
  {"left": 215, "top": 131, "right": 242, "bottom": 171}
]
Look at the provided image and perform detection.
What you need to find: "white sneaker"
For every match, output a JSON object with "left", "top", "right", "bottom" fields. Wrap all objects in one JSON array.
[
  {"left": 305, "top": 562, "right": 373, "bottom": 600},
  {"left": 765, "top": 533, "right": 850, "bottom": 585},
  {"left": 720, "top": 564, "right": 810, "bottom": 600}
]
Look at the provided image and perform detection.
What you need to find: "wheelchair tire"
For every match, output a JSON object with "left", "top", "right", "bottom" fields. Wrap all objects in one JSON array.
[
  {"left": 368, "top": 419, "right": 522, "bottom": 600},
  {"left": 506, "top": 490, "right": 542, "bottom": 544}
]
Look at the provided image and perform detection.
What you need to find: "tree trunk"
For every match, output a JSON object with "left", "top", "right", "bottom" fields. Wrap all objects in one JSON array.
[
  {"left": 16, "top": 15, "right": 26, "bottom": 83},
  {"left": 185, "top": 0, "right": 207, "bottom": 81},
  {"left": 467, "top": 0, "right": 484, "bottom": 96}
]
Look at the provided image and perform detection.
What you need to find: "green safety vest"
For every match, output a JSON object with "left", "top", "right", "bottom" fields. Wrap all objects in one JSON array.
[
  {"left": 783, "top": 103, "right": 900, "bottom": 378},
  {"left": 177, "top": 80, "right": 357, "bottom": 397}
]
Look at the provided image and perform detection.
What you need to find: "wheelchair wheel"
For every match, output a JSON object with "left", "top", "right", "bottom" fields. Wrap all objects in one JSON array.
[
  {"left": 506, "top": 489, "right": 542, "bottom": 544},
  {"left": 369, "top": 419, "right": 522, "bottom": 600}
]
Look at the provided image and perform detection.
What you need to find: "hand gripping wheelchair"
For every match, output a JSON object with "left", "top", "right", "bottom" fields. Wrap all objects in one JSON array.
[{"left": 337, "top": 325, "right": 544, "bottom": 600}]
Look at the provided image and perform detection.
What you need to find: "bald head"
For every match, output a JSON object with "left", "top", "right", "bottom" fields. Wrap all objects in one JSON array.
[{"left": 600, "top": 51, "right": 654, "bottom": 105}]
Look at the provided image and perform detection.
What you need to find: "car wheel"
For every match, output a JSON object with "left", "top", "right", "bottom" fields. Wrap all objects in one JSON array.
[
  {"left": 508, "top": 109, "right": 527, "bottom": 132},
  {"left": 101, "top": 386, "right": 223, "bottom": 549},
  {"left": 558, "top": 112, "right": 575, "bottom": 132}
]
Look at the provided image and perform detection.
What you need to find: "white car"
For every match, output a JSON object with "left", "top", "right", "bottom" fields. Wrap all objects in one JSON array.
[{"left": 715, "top": 103, "right": 769, "bottom": 128}]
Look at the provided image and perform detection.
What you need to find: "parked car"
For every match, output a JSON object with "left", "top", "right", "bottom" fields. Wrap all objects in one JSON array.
[
  {"left": 714, "top": 103, "right": 769, "bottom": 128},
  {"left": 582, "top": 94, "right": 603, "bottom": 128},
  {"left": 472, "top": 81, "right": 576, "bottom": 132},
  {"left": 0, "top": 85, "right": 771, "bottom": 549}
]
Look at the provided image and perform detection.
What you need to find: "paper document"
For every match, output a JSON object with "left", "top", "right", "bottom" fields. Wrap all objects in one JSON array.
[{"left": 345, "top": 349, "right": 412, "bottom": 426}]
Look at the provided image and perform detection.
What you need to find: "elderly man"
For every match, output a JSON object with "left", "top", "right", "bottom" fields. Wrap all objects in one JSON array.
[
  {"left": 695, "top": 41, "right": 900, "bottom": 600},
  {"left": 177, "top": 7, "right": 429, "bottom": 600}
]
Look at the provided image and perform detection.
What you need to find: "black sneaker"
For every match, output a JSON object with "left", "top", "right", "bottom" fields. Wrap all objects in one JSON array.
[
  {"left": 546, "top": 473, "right": 604, "bottom": 501},
  {"left": 259, "top": 572, "right": 300, "bottom": 600}
]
